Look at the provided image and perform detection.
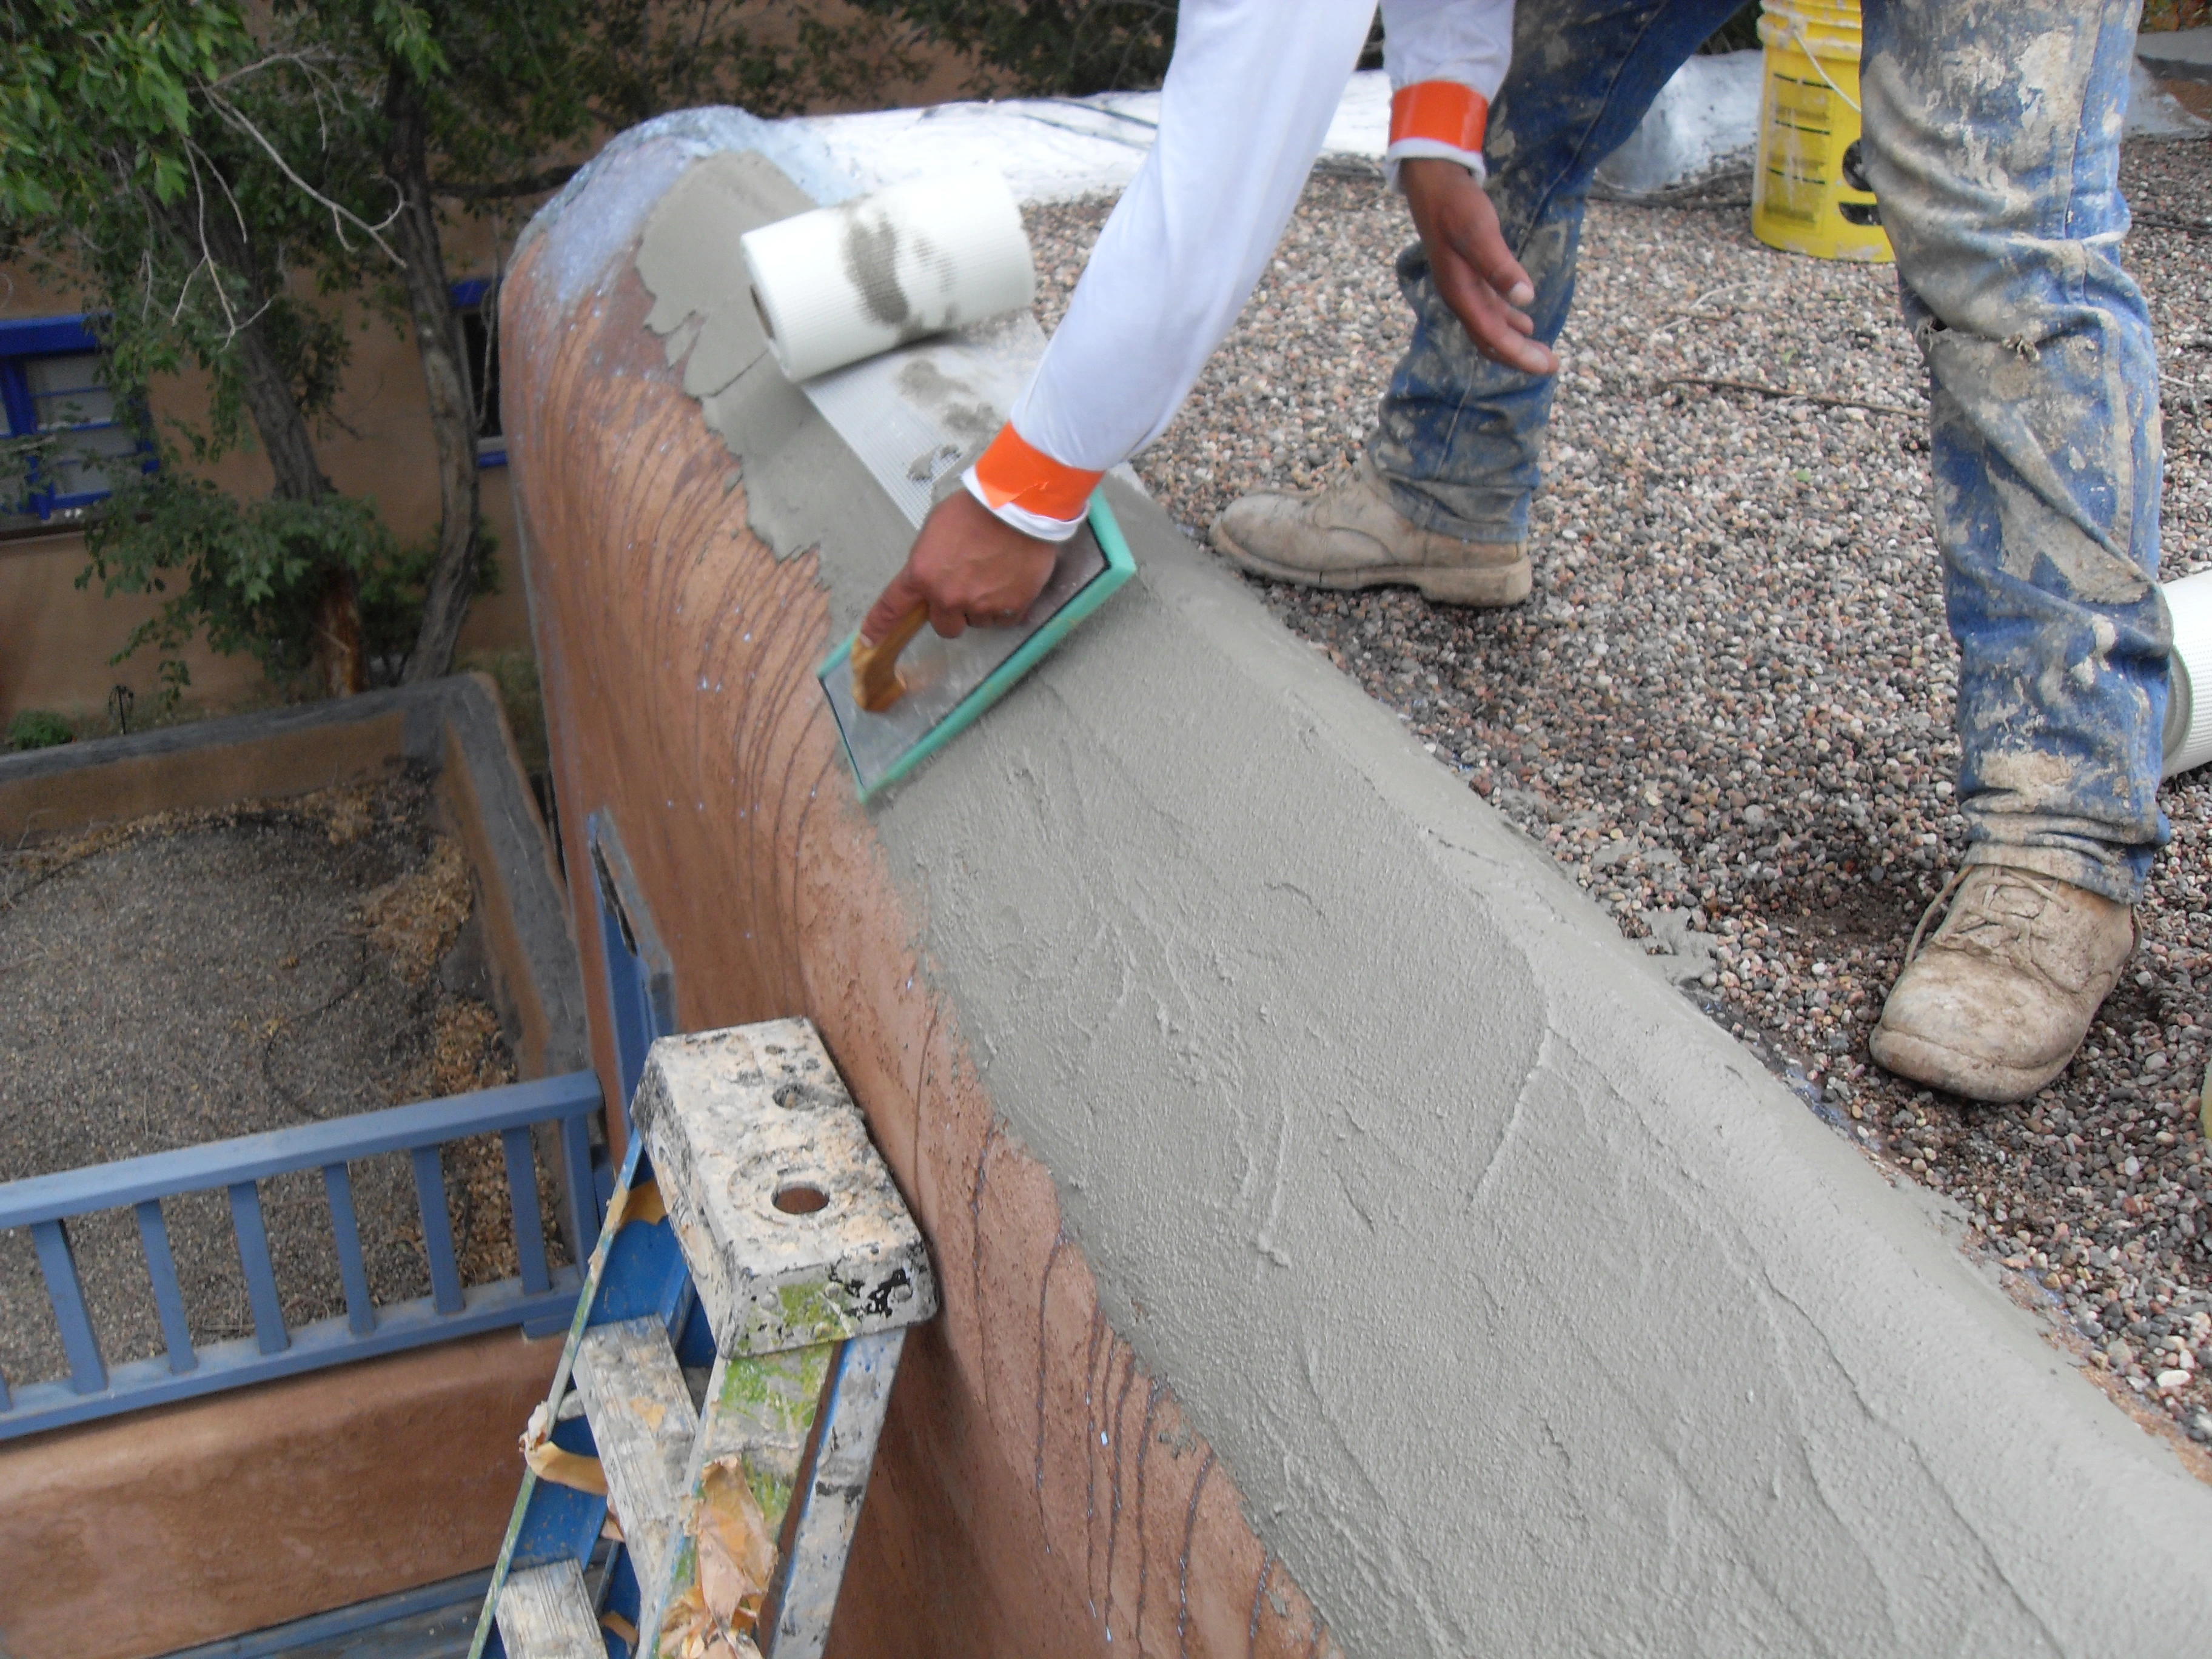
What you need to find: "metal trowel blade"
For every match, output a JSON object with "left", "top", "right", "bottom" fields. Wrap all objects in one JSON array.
[{"left": 820, "top": 524, "right": 1108, "bottom": 799}]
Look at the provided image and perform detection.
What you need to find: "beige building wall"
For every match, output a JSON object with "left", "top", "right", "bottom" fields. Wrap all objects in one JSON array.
[
  {"left": 1, "top": 7, "right": 985, "bottom": 729},
  {"left": 1, "top": 238, "right": 531, "bottom": 725}
]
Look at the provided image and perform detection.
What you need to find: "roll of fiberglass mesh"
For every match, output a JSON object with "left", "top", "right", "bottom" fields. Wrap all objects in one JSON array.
[
  {"left": 2163, "top": 571, "right": 2212, "bottom": 778},
  {"left": 742, "top": 170, "right": 1036, "bottom": 383}
]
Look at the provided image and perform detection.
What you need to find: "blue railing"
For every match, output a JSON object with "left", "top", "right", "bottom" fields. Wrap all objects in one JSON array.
[{"left": 0, "top": 1070, "right": 605, "bottom": 1440}]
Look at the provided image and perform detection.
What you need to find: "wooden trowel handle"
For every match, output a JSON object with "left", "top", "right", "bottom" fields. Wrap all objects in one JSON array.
[{"left": 851, "top": 602, "right": 930, "bottom": 713}]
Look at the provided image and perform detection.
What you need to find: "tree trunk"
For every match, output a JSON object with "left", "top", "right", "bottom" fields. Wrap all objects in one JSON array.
[
  {"left": 386, "top": 66, "right": 483, "bottom": 685},
  {"left": 189, "top": 204, "right": 333, "bottom": 505},
  {"left": 184, "top": 203, "right": 366, "bottom": 695},
  {"left": 313, "top": 568, "right": 367, "bottom": 696}
]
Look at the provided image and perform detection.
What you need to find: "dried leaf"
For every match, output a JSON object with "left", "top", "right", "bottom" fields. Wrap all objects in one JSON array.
[
  {"left": 626, "top": 1180, "right": 667, "bottom": 1226},
  {"left": 655, "top": 1454, "right": 777, "bottom": 1659},
  {"left": 695, "top": 1455, "right": 776, "bottom": 1621},
  {"left": 521, "top": 1399, "right": 608, "bottom": 1496}
]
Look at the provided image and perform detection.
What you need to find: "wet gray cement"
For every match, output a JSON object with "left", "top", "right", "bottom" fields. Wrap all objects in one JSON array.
[{"left": 572, "top": 124, "right": 2212, "bottom": 1652}]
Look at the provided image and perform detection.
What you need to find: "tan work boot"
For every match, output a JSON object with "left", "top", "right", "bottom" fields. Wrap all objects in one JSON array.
[
  {"left": 1870, "top": 864, "right": 2136, "bottom": 1104},
  {"left": 1210, "top": 457, "right": 1532, "bottom": 607}
]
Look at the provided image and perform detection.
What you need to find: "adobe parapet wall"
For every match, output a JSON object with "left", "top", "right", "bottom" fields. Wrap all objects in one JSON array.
[{"left": 504, "top": 113, "right": 2212, "bottom": 1655}]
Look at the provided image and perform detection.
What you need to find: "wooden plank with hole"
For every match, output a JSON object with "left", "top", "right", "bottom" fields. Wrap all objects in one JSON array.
[{"left": 630, "top": 1022, "right": 937, "bottom": 1358}]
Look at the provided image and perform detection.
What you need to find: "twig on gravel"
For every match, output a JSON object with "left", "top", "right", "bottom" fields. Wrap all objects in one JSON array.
[
  {"left": 1661, "top": 375, "right": 1925, "bottom": 417},
  {"left": 2137, "top": 210, "right": 2212, "bottom": 237},
  {"left": 1313, "top": 153, "right": 1387, "bottom": 182},
  {"left": 1665, "top": 281, "right": 1755, "bottom": 324},
  {"left": 1588, "top": 169, "right": 1754, "bottom": 212}
]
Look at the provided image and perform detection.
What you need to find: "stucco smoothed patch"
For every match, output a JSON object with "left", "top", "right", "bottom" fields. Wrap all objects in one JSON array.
[{"left": 508, "top": 128, "right": 2212, "bottom": 1656}]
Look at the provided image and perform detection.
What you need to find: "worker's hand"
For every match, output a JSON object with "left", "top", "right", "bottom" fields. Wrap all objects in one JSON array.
[
  {"left": 1399, "top": 158, "right": 1558, "bottom": 378},
  {"left": 860, "top": 489, "right": 1059, "bottom": 645}
]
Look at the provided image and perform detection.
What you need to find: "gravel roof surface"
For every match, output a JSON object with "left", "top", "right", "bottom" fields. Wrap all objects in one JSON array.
[
  {"left": 1028, "top": 135, "right": 2212, "bottom": 1452},
  {"left": 0, "top": 774, "right": 555, "bottom": 1390}
]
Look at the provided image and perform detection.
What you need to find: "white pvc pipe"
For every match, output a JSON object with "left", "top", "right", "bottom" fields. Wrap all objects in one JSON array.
[{"left": 2163, "top": 569, "right": 2212, "bottom": 777}]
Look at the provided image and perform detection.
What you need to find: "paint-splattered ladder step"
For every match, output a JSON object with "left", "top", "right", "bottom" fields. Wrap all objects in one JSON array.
[
  {"left": 494, "top": 1561, "right": 603, "bottom": 1659},
  {"left": 573, "top": 1317, "right": 699, "bottom": 1594}
]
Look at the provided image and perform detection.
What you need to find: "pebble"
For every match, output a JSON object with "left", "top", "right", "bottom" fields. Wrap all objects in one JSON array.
[{"left": 1027, "top": 138, "right": 2212, "bottom": 1444}]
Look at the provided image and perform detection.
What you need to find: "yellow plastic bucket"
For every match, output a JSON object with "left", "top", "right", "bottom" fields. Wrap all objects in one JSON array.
[{"left": 1751, "top": 0, "right": 1893, "bottom": 262}]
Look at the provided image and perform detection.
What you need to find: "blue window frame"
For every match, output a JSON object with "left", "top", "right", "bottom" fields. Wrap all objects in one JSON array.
[
  {"left": 0, "top": 315, "right": 153, "bottom": 524},
  {"left": 1, "top": 287, "right": 498, "bottom": 527},
  {"left": 449, "top": 278, "right": 505, "bottom": 468}
]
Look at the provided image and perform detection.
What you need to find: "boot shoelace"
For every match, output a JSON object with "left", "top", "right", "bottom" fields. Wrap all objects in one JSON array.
[{"left": 1904, "top": 866, "right": 2065, "bottom": 974}]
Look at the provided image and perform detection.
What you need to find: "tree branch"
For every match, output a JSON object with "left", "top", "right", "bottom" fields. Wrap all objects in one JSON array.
[
  {"left": 201, "top": 88, "right": 406, "bottom": 264},
  {"left": 430, "top": 165, "right": 581, "bottom": 201}
]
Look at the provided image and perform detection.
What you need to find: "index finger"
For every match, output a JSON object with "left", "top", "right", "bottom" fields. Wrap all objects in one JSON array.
[{"left": 860, "top": 563, "right": 928, "bottom": 648}]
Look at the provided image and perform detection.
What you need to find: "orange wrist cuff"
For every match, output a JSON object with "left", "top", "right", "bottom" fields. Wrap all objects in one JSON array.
[
  {"left": 971, "top": 424, "right": 1104, "bottom": 523},
  {"left": 1389, "top": 81, "right": 1490, "bottom": 155}
]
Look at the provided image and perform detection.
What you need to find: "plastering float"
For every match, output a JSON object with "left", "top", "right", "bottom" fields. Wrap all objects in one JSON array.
[{"left": 739, "top": 170, "right": 1134, "bottom": 800}]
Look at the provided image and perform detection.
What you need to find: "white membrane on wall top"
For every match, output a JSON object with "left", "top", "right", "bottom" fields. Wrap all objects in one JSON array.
[
  {"left": 800, "top": 313, "right": 1047, "bottom": 529},
  {"left": 741, "top": 169, "right": 1036, "bottom": 384}
]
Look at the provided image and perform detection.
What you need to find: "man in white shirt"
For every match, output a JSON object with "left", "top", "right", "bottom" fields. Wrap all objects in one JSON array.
[{"left": 859, "top": 0, "right": 2163, "bottom": 1109}]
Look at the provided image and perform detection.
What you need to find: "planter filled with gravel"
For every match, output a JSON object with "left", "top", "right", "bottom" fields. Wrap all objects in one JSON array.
[{"left": 0, "top": 676, "right": 587, "bottom": 1395}]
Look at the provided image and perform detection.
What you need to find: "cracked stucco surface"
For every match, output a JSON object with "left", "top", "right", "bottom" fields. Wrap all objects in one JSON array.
[{"left": 564, "top": 132, "right": 2212, "bottom": 1652}]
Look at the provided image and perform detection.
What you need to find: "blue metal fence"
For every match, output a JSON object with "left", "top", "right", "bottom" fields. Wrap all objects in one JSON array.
[
  {"left": 586, "top": 811, "right": 677, "bottom": 1125},
  {"left": 0, "top": 1070, "right": 605, "bottom": 1441}
]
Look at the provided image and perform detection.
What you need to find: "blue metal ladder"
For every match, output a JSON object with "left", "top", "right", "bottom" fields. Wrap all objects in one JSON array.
[{"left": 468, "top": 1020, "right": 937, "bottom": 1659}]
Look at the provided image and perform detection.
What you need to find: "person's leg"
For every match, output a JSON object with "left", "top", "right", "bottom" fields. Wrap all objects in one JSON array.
[
  {"left": 1212, "top": 0, "right": 1743, "bottom": 598},
  {"left": 1373, "top": 0, "right": 1748, "bottom": 541},
  {"left": 1861, "top": 0, "right": 2160, "bottom": 1101},
  {"left": 1862, "top": 0, "right": 2166, "bottom": 901}
]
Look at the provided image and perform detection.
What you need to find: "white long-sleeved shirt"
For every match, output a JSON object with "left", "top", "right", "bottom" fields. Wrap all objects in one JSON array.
[{"left": 964, "top": 0, "right": 1517, "bottom": 539}]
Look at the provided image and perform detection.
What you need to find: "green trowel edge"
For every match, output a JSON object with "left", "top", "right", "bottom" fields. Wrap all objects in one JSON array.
[{"left": 819, "top": 491, "right": 1136, "bottom": 803}]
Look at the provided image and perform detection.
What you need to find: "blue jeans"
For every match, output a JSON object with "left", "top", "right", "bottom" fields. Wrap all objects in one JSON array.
[{"left": 1372, "top": 0, "right": 2169, "bottom": 903}]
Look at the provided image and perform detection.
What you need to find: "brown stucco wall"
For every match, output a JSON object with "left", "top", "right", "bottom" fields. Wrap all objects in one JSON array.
[
  {"left": 435, "top": 678, "right": 583, "bottom": 1081},
  {"left": 0, "top": 528, "right": 269, "bottom": 721},
  {"left": 503, "top": 188, "right": 1336, "bottom": 1659},
  {"left": 0, "top": 703, "right": 407, "bottom": 842},
  {"left": 0, "top": 1328, "right": 561, "bottom": 1659}
]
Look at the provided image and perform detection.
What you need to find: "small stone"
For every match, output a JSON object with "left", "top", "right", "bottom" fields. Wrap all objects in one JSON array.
[
  {"left": 2157, "top": 1368, "right": 2191, "bottom": 1390},
  {"left": 2108, "top": 1339, "right": 2134, "bottom": 1369}
]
